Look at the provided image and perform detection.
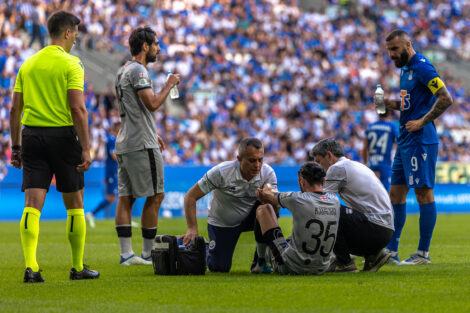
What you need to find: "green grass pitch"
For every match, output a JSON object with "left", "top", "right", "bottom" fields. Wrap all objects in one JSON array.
[{"left": 1, "top": 215, "right": 469, "bottom": 313}]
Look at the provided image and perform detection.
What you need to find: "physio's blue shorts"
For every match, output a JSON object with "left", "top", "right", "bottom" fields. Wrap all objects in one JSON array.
[{"left": 391, "top": 143, "right": 438, "bottom": 188}]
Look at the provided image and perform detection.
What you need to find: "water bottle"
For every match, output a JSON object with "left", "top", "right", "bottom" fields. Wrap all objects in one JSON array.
[
  {"left": 375, "top": 84, "right": 385, "bottom": 114},
  {"left": 167, "top": 71, "right": 179, "bottom": 99}
]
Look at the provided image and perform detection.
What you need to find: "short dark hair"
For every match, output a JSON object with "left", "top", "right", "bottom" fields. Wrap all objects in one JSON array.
[
  {"left": 386, "top": 29, "right": 409, "bottom": 42},
  {"left": 47, "top": 11, "right": 80, "bottom": 38},
  {"left": 298, "top": 162, "right": 326, "bottom": 186},
  {"left": 129, "top": 26, "right": 157, "bottom": 56},
  {"left": 309, "top": 138, "right": 345, "bottom": 158},
  {"left": 238, "top": 137, "right": 263, "bottom": 157}
]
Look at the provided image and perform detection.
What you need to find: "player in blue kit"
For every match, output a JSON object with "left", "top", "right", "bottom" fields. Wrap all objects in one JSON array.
[
  {"left": 379, "top": 30, "right": 453, "bottom": 265},
  {"left": 363, "top": 110, "right": 398, "bottom": 191},
  {"left": 86, "top": 122, "right": 120, "bottom": 228}
]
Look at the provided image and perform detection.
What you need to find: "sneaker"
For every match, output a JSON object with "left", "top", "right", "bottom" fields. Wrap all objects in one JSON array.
[
  {"left": 85, "top": 212, "right": 95, "bottom": 228},
  {"left": 384, "top": 249, "right": 399, "bottom": 265},
  {"left": 70, "top": 264, "right": 100, "bottom": 280},
  {"left": 141, "top": 253, "right": 152, "bottom": 262},
  {"left": 24, "top": 267, "right": 45, "bottom": 283},
  {"left": 120, "top": 254, "right": 152, "bottom": 265},
  {"left": 251, "top": 258, "right": 272, "bottom": 274},
  {"left": 399, "top": 252, "right": 431, "bottom": 265},
  {"left": 334, "top": 261, "right": 359, "bottom": 273},
  {"left": 363, "top": 250, "right": 391, "bottom": 272}
]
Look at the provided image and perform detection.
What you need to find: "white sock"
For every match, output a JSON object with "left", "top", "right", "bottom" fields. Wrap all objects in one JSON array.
[
  {"left": 117, "top": 225, "right": 134, "bottom": 260},
  {"left": 142, "top": 238, "right": 154, "bottom": 259},
  {"left": 257, "top": 243, "right": 267, "bottom": 260},
  {"left": 417, "top": 250, "right": 429, "bottom": 258}
]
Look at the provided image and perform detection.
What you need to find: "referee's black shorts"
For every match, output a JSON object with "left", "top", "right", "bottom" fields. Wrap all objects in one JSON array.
[{"left": 21, "top": 126, "right": 84, "bottom": 193}]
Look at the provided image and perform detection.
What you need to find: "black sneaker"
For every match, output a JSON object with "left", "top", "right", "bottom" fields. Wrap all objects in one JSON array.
[
  {"left": 363, "top": 250, "right": 391, "bottom": 272},
  {"left": 24, "top": 267, "right": 45, "bottom": 283},
  {"left": 70, "top": 264, "right": 100, "bottom": 280},
  {"left": 335, "top": 261, "right": 359, "bottom": 273}
]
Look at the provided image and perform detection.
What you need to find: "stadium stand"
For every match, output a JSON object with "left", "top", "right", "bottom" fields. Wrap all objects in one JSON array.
[{"left": 0, "top": 0, "right": 469, "bottom": 167}]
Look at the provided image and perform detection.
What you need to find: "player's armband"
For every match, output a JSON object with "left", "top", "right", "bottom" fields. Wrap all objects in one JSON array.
[{"left": 427, "top": 77, "right": 445, "bottom": 95}]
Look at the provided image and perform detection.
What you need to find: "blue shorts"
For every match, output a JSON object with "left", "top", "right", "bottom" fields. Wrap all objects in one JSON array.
[
  {"left": 370, "top": 165, "right": 391, "bottom": 192},
  {"left": 106, "top": 175, "right": 118, "bottom": 195},
  {"left": 391, "top": 143, "right": 438, "bottom": 188}
]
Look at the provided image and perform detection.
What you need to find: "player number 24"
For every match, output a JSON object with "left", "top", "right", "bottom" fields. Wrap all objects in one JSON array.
[
  {"left": 368, "top": 132, "right": 389, "bottom": 155},
  {"left": 302, "top": 219, "right": 337, "bottom": 257}
]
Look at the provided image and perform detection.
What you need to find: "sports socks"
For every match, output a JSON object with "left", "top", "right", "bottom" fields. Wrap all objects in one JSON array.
[
  {"left": 141, "top": 227, "right": 157, "bottom": 259},
  {"left": 386, "top": 203, "right": 407, "bottom": 252},
  {"left": 418, "top": 201, "right": 437, "bottom": 253},
  {"left": 92, "top": 199, "right": 111, "bottom": 215},
  {"left": 116, "top": 225, "right": 133, "bottom": 259},
  {"left": 67, "top": 209, "right": 86, "bottom": 271},
  {"left": 20, "top": 207, "right": 41, "bottom": 272}
]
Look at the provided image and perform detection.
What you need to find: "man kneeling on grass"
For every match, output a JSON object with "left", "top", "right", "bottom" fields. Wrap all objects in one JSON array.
[{"left": 255, "top": 162, "right": 340, "bottom": 275}]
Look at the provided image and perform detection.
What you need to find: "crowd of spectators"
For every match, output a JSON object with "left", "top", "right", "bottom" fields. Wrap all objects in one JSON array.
[{"left": 0, "top": 0, "right": 469, "bottom": 169}]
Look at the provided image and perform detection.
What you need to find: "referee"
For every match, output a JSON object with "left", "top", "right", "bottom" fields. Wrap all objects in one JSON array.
[{"left": 10, "top": 11, "right": 99, "bottom": 282}]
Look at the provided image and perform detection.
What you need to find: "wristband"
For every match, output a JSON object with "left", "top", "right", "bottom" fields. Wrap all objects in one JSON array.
[{"left": 12, "top": 145, "right": 21, "bottom": 151}]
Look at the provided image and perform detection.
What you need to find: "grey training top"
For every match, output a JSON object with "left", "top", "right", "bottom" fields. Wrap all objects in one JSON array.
[
  {"left": 198, "top": 160, "right": 278, "bottom": 227},
  {"left": 279, "top": 191, "right": 340, "bottom": 274},
  {"left": 324, "top": 157, "right": 394, "bottom": 230},
  {"left": 115, "top": 61, "right": 159, "bottom": 154}
]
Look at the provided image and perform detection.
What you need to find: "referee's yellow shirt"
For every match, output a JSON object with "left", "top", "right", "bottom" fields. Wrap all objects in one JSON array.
[{"left": 13, "top": 45, "right": 84, "bottom": 127}]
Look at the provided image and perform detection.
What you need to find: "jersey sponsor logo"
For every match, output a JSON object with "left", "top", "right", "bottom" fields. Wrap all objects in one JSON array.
[
  {"left": 427, "top": 77, "right": 445, "bottom": 94},
  {"left": 314, "top": 207, "right": 336, "bottom": 215},
  {"left": 400, "top": 90, "right": 410, "bottom": 111},
  {"left": 422, "top": 153, "right": 427, "bottom": 161}
]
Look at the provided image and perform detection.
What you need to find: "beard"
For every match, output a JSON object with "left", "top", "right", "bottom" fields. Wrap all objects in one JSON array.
[
  {"left": 146, "top": 50, "right": 157, "bottom": 63},
  {"left": 392, "top": 50, "right": 409, "bottom": 68}
]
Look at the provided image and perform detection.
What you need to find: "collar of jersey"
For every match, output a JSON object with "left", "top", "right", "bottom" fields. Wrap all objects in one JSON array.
[
  {"left": 405, "top": 52, "right": 423, "bottom": 68},
  {"left": 48, "top": 45, "right": 65, "bottom": 53}
]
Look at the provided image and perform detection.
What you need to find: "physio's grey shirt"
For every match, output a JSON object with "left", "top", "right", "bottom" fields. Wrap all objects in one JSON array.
[
  {"left": 198, "top": 160, "right": 277, "bottom": 227},
  {"left": 279, "top": 191, "right": 340, "bottom": 274},
  {"left": 115, "top": 61, "right": 159, "bottom": 154},
  {"left": 324, "top": 157, "right": 394, "bottom": 230}
]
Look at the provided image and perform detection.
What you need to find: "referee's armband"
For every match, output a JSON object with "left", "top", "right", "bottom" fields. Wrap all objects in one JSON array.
[{"left": 427, "top": 77, "right": 445, "bottom": 95}]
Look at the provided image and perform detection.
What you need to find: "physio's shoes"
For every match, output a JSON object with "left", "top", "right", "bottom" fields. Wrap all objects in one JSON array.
[
  {"left": 363, "top": 250, "right": 391, "bottom": 272},
  {"left": 24, "top": 267, "right": 45, "bottom": 283},
  {"left": 399, "top": 252, "right": 431, "bottom": 265},
  {"left": 120, "top": 254, "right": 152, "bottom": 265}
]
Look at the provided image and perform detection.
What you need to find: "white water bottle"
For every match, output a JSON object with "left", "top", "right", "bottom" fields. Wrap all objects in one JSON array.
[
  {"left": 167, "top": 71, "right": 179, "bottom": 99},
  {"left": 375, "top": 84, "right": 385, "bottom": 114}
]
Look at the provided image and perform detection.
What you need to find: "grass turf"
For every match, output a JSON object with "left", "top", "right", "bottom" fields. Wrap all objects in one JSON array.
[{"left": 1, "top": 215, "right": 469, "bottom": 313}]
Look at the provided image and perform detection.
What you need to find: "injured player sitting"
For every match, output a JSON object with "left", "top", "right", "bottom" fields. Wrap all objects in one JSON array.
[{"left": 255, "top": 162, "right": 340, "bottom": 275}]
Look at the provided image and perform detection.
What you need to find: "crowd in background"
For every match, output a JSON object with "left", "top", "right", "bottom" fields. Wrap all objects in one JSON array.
[{"left": 1, "top": 0, "right": 470, "bottom": 168}]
